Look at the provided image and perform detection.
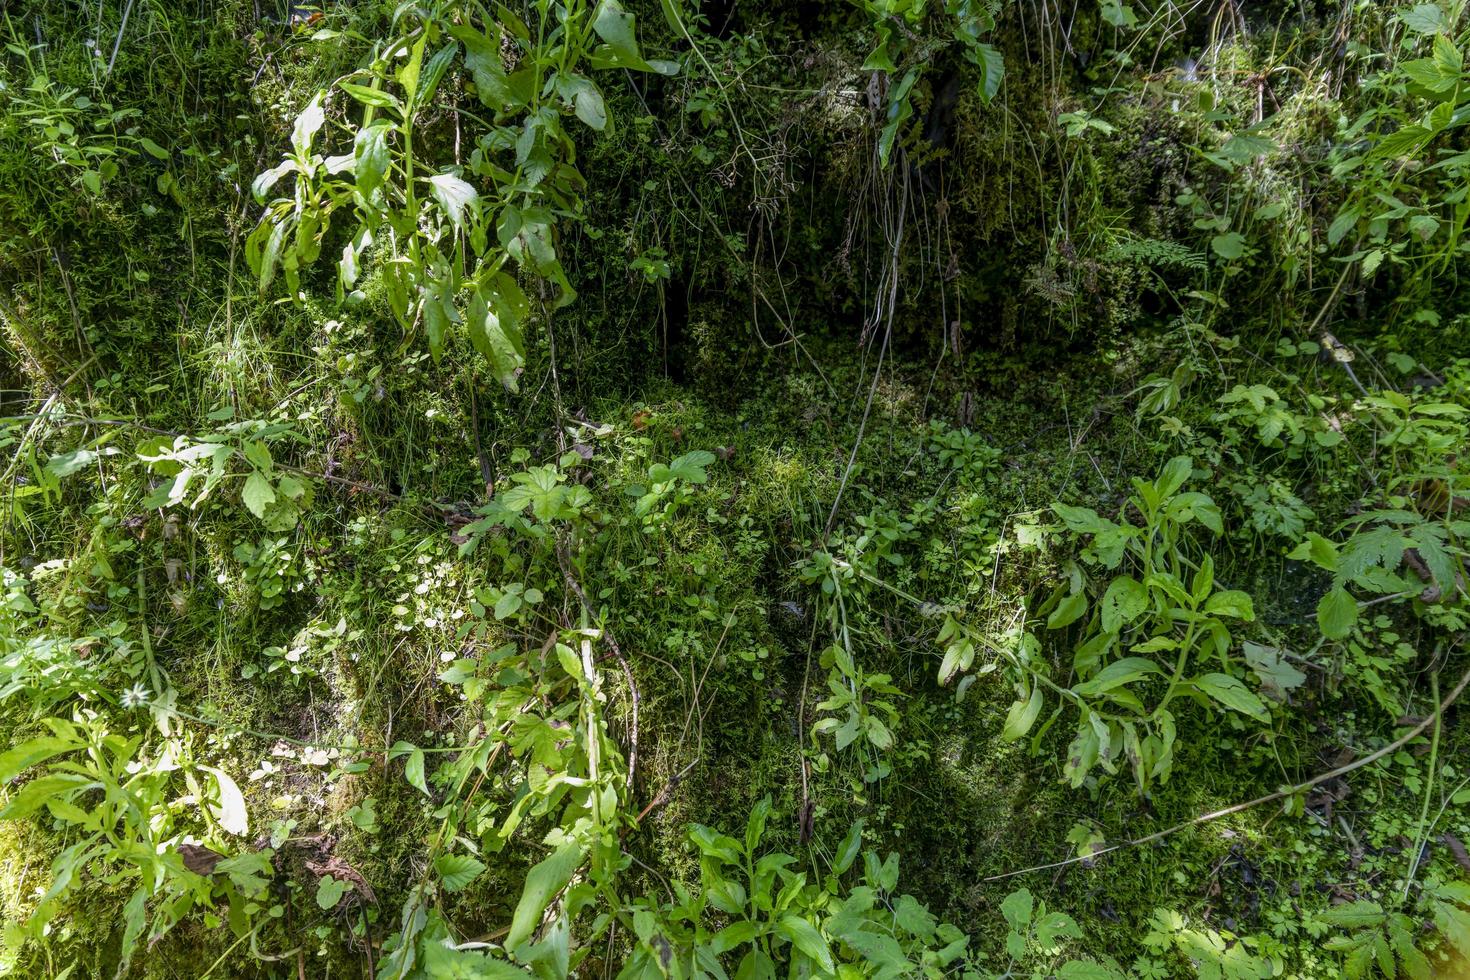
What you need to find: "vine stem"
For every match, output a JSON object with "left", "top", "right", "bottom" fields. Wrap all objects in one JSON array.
[{"left": 984, "top": 657, "right": 1470, "bottom": 882}]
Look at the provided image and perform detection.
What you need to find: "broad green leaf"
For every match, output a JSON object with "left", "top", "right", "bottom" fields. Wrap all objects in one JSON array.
[
  {"left": 1211, "top": 232, "right": 1246, "bottom": 259},
  {"left": 468, "top": 281, "right": 527, "bottom": 390},
  {"left": 1100, "top": 575, "right": 1147, "bottom": 633},
  {"left": 242, "top": 471, "right": 276, "bottom": 519},
  {"left": 1073, "top": 657, "right": 1160, "bottom": 696},
  {"left": 435, "top": 853, "right": 487, "bottom": 893},
  {"left": 1317, "top": 587, "right": 1357, "bottom": 640},
  {"left": 507, "top": 843, "right": 584, "bottom": 951},
  {"left": 973, "top": 42, "right": 1004, "bottom": 102},
  {"left": 1001, "top": 684, "right": 1044, "bottom": 741},
  {"left": 1204, "top": 589, "right": 1255, "bottom": 621},
  {"left": 1047, "top": 591, "right": 1087, "bottom": 629},
  {"left": 832, "top": 818, "right": 864, "bottom": 874},
  {"left": 404, "top": 747, "right": 428, "bottom": 795},
  {"left": 667, "top": 450, "right": 715, "bottom": 483},
  {"left": 316, "top": 874, "right": 350, "bottom": 909},
  {"left": 0, "top": 773, "right": 92, "bottom": 819},
  {"left": 775, "top": 915, "right": 833, "bottom": 972},
  {"left": 591, "top": 0, "right": 662, "bottom": 72},
  {"left": 1000, "top": 888, "right": 1032, "bottom": 932},
  {"left": 354, "top": 122, "right": 392, "bottom": 200},
  {"left": 291, "top": 92, "right": 326, "bottom": 158},
  {"left": 337, "top": 81, "right": 401, "bottom": 112},
  {"left": 1194, "top": 673, "right": 1268, "bottom": 720},
  {"left": 709, "top": 920, "right": 760, "bottom": 953},
  {"left": 0, "top": 737, "right": 78, "bottom": 782}
]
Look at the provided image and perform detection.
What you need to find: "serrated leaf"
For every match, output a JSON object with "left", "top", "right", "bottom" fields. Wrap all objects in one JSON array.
[
  {"left": 435, "top": 853, "right": 486, "bottom": 892},
  {"left": 1317, "top": 587, "right": 1358, "bottom": 640}
]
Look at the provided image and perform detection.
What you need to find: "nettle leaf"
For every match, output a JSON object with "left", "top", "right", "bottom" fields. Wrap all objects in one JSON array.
[
  {"left": 1193, "top": 673, "right": 1268, "bottom": 720},
  {"left": 1317, "top": 587, "right": 1358, "bottom": 640},
  {"left": 435, "top": 853, "right": 486, "bottom": 893}
]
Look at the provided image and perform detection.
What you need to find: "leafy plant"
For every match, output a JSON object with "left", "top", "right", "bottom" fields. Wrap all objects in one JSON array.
[
  {"left": 248, "top": 0, "right": 676, "bottom": 384},
  {"left": 1003, "top": 457, "right": 1266, "bottom": 792}
]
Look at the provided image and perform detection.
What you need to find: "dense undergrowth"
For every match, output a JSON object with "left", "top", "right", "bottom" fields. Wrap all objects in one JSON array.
[{"left": 3, "top": 0, "right": 1470, "bottom": 977}]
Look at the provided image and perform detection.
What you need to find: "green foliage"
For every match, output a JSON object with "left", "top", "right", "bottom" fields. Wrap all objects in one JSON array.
[
  {"left": 5, "top": 0, "right": 1470, "bottom": 977},
  {"left": 989, "top": 458, "right": 1265, "bottom": 793},
  {"left": 248, "top": 0, "right": 676, "bottom": 383}
]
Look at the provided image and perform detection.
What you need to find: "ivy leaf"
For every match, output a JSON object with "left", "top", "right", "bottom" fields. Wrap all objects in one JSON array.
[
  {"left": 1194, "top": 673, "right": 1268, "bottom": 721},
  {"left": 435, "top": 854, "right": 487, "bottom": 893},
  {"left": 316, "top": 874, "right": 350, "bottom": 910}
]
